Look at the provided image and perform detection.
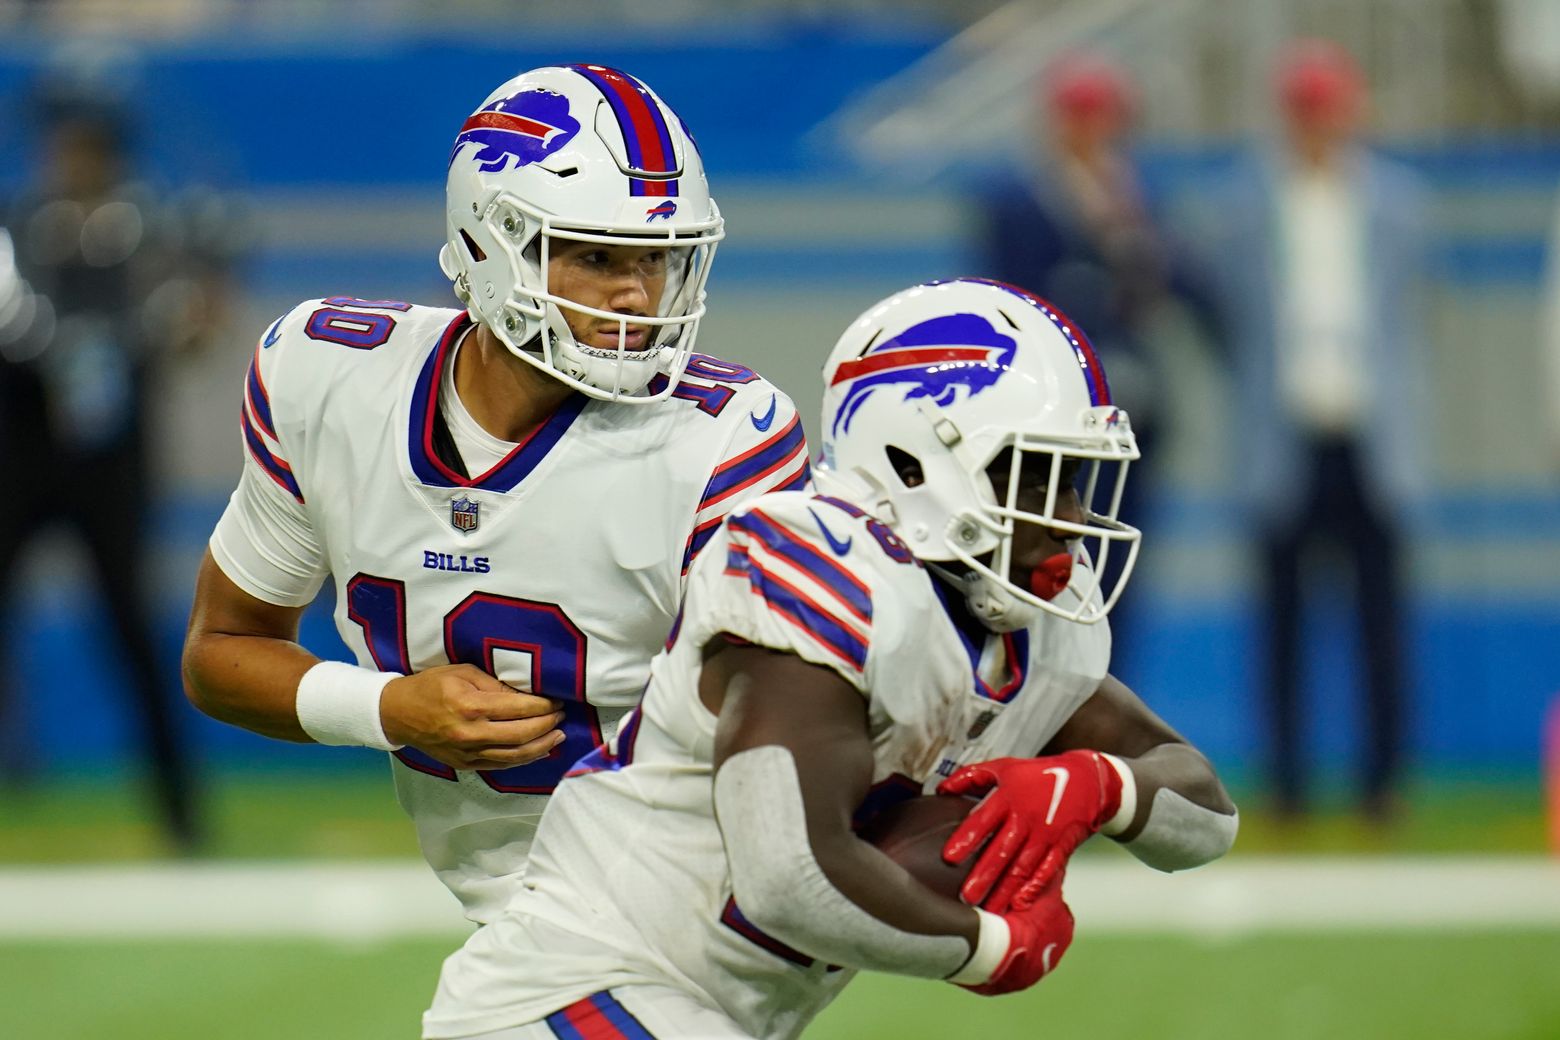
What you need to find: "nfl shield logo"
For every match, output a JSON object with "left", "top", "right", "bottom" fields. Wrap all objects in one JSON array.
[{"left": 450, "top": 496, "right": 479, "bottom": 534}]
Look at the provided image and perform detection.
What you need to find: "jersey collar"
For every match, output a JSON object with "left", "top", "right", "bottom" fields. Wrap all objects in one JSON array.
[
  {"left": 408, "top": 314, "right": 588, "bottom": 492},
  {"left": 930, "top": 577, "right": 1031, "bottom": 704}
]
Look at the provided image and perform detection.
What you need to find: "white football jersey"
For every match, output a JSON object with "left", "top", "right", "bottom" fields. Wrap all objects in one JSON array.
[
  {"left": 209, "top": 297, "right": 809, "bottom": 922},
  {"left": 423, "top": 490, "right": 1110, "bottom": 1040}
]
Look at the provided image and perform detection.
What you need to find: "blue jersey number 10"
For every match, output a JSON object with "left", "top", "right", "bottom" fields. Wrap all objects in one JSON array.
[{"left": 345, "top": 574, "right": 599, "bottom": 794}]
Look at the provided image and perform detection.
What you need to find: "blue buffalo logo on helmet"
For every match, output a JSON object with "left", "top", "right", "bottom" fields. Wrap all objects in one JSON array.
[
  {"left": 645, "top": 200, "right": 677, "bottom": 222},
  {"left": 449, "top": 89, "right": 581, "bottom": 173},
  {"left": 829, "top": 313, "right": 1017, "bottom": 435}
]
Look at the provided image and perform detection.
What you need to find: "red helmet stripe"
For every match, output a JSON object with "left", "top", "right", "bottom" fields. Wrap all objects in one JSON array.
[
  {"left": 830, "top": 346, "right": 996, "bottom": 386},
  {"left": 568, "top": 64, "right": 677, "bottom": 198},
  {"left": 458, "top": 110, "right": 560, "bottom": 140}
]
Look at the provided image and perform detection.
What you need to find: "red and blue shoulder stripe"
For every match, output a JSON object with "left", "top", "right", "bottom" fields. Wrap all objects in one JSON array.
[
  {"left": 723, "top": 508, "right": 873, "bottom": 673},
  {"left": 240, "top": 346, "right": 302, "bottom": 504},
  {"left": 681, "top": 414, "right": 809, "bottom": 574},
  {"left": 727, "top": 510, "right": 871, "bottom": 625},
  {"left": 698, "top": 413, "right": 808, "bottom": 512},
  {"left": 544, "top": 991, "right": 658, "bottom": 1040},
  {"left": 724, "top": 546, "right": 869, "bottom": 672}
]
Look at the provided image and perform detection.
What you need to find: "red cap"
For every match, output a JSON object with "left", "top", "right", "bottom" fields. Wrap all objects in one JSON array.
[
  {"left": 1276, "top": 39, "right": 1365, "bottom": 118},
  {"left": 1042, "top": 53, "right": 1135, "bottom": 122}
]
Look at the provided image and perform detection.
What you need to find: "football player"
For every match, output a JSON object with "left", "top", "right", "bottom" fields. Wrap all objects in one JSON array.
[
  {"left": 421, "top": 279, "right": 1238, "bottom": 1040},
  {"left": 181, "top": 65, "right": 809, "bottom": 925}
]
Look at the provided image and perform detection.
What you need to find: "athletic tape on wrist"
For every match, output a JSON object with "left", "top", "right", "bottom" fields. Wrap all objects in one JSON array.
[
  {"left": 1098, "top": 752, "right": 1137, "bottom": 837},
  {"left": 946, "top": 909, "right": 1011, "bottom": 986},
  {"left": 295, "top": 661, "right": 403, "bottom": 751}
]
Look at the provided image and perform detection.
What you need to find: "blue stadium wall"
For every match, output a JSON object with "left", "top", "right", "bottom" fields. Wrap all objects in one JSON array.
[{"left": 1, "top": 26, "right": 1556, "bottom": 787}]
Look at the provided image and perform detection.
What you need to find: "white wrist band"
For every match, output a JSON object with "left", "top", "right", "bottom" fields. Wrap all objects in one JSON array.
[
  {"left": 946, "top": 909, "right": 1011, "bottom": 986},
  {"left": 295, "top": 661, "right": 404, "bottom": 751},
  {"left": 1098, "top": 752, "right": 1138, "bottom": 837}
]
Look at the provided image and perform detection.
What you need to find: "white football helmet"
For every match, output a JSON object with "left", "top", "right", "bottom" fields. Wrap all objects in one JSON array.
[
  {"left": 817, "top": 278, "right": 1141, "bottom": 628},
  {"left": 440, "top": 64, "right": 723, "bottom": 402}
]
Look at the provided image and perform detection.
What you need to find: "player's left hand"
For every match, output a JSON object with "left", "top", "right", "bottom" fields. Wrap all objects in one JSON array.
[
  {"left": 958, "top": 873, "right": 1076, "bottom": 996},
  {"left": 938, "top": 751, "right": 1124, "bottom": 912}
]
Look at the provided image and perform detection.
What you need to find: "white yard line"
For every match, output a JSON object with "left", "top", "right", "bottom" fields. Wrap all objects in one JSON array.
[
  {"left": 0, "top": 857, "right": 1557, "bottom": 941},
  {"left": 1066, "top": 856, "right": 1560, "bottom": 935}
]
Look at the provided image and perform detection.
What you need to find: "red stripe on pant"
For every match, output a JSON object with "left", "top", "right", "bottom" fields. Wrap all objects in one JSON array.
[{"left": 561, "top": 996, "right": 628, "bottom": 1040}]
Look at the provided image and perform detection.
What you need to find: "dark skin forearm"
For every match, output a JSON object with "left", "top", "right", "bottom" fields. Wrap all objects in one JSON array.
[
  {"left": 1042, "top": 673, "right": 1235, "bottom": 840},
  {"left": 706, "top": 641, "right": 979, "bottom": 947}
]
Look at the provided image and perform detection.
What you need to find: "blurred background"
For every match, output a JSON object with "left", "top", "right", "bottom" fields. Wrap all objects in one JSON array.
[{"left": 0, "top": 0, "right": 1558, "bottom": 1037}]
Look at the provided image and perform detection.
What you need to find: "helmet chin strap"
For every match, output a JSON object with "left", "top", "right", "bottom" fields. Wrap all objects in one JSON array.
[
  {"left": 933, "top": 543, "right": 1079, "bottom": 634},
  {"left": 963, "top": 573, "right": 1043, "bottom": 634},
  {"left": 930, "top": 563, "right": 1043, "bottom": 635}
]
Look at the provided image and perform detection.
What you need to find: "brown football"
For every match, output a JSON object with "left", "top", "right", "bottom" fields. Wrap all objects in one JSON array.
[{"left": 857, "top": 794, "right": 978, "bottom": 901}]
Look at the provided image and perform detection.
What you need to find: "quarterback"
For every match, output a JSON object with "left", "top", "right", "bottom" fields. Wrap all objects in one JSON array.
[
  {"left": 181, "top": 65, "right": 808, "bottom": 923},
  {"left": 423, "top": 279, "right": 1238, "bottom": 1039}
]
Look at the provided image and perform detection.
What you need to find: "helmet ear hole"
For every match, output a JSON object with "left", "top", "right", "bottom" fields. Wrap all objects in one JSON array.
[
  {"left": 885, "top": 445, "right": 925, "bottom": 489},
  {"left": 459, "top": 229, "right": 486, "bottom": 262}
]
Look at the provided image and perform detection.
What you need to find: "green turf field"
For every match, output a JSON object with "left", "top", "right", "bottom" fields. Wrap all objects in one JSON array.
[
  {"left": 0, "top": 766, "right": 1549, "bottom": 862},
  {"left": 2, "top": 770, "right": 1554, "bottom": 1038},
  {"left": 2, "top": 930, "right": 1557, "bottom": 1039}
]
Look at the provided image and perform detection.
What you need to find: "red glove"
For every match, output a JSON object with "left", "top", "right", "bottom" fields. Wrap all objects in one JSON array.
[
  {"left": 938, "top": 750, "right": 1126, "bottom": 913},
  {"left": 954, "top": 877, "right": 1076, "bottom": 996}
]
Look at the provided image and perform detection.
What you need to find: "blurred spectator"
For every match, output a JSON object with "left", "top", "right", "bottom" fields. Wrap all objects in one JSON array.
[
  {"left": 1209, "top": 40, "right": 1431, "bottom": 822},
  {"left": 973, "top": 52, "right": 1220, "bottom": 670},
  {"left": 0, "top": 67, "right": 240, "bottom": 852}
]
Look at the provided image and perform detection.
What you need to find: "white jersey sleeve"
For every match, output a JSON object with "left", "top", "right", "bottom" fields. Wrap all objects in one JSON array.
[
  {"left": 683, "top": 491, "right": 914, "bottom": 693},
  {"left": 676, "top": 368, "right": 810, "bottom": 577},
  {"left": 208, "top": 303, "right": 329, "bottom": 607}
]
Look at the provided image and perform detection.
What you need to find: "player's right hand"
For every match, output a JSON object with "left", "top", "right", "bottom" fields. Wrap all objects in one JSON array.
[
  {"left": 958, "top": 879, "right": 1076, "bottom": 997},
  {"left": 379, "top": 664, "right": 565, "bottom": 770},
  {"left": 938, "top": 750, "right": 1123, "bottom": 912}
]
